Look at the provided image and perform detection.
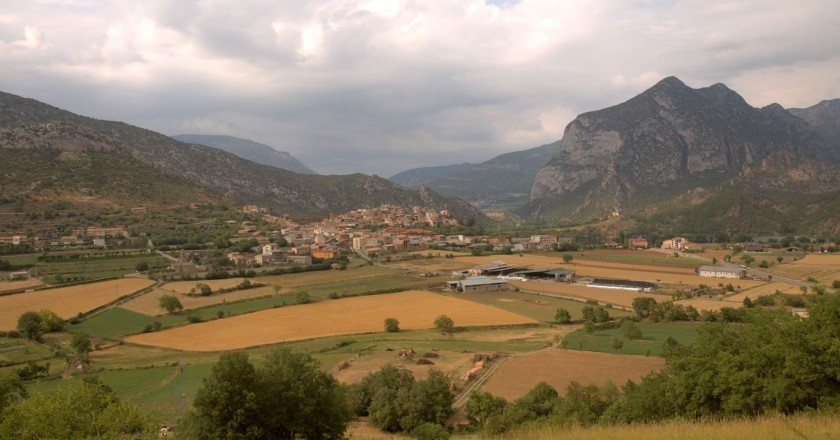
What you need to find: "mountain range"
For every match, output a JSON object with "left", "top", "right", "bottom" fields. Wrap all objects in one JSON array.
[
  {"left": 0, "top": 91, "right": 487, "bottom": 223},
  {"left": 171, "top": 134, "right": 316, "bottom": 175},
  {"left": 389, "top": 142, "right": 558, "bottom": 212},
  {"left": 520, "top": 77, "right": 840, "bottom": 234}
]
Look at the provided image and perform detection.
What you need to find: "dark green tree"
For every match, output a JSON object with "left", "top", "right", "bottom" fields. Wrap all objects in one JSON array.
[
  {"left": 397, "top": 369, "right": 453, "bottom": 432},
  {"left": 384, "top": 317, "right": 400, "bottom": 332},
  {"left": 254, "top": 348, "right": 353, "bottom": 439},
  {"left": 0, "top": 378, "right": 155, "bottom": 438},
  {"left": 621, "top": 320, "right": 643, "bottom": 340},
  {"left": 70, "top": 332, "right": 92, "bottom": 363},
  {"left": 554, "top": 308, "right": 572, "bottom": 324},
  {"left": 465, "top": 391, "right": 507, "bottom": 426},
  {"left": 180, "top": 351, "right": 262, "bottom": 438},
  {"left": 16, "top": 312, "right": 42, "bottom": 340},
  {"left": 434, "top": 315, "right": 454, "bottom": 333},
  {"left": 159, "top": 295, "right": 183, "bottom": 314},
  {"left": 632, "top": 297, "right": 658, "bottom": 319}
]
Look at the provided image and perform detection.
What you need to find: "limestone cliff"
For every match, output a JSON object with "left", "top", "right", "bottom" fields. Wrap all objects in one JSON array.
[{"left": 526, "top": 77, "right": 836, "bottom": 221}]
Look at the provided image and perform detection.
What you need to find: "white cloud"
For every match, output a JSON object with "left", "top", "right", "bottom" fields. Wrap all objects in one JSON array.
[{"left": 1, "top": 0, "right": 839, "bottom": 175}]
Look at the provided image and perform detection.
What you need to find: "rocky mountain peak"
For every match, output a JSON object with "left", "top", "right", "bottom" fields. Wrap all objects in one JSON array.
[{"left": 525, "top": 77, "right": 836, "bottom": 221}]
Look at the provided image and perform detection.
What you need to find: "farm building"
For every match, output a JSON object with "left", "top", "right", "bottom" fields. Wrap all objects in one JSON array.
[
  {"left": 697, "top": 265, "right": 744, "bottom": 279},
  {"left": 509, "top": 268, "right": 575, "bottom": 282},
  {"left": 586, "top": 279, "right": 656, "bottom": 292},
  {"left": 8, "top": 270, "right": 29, "bottom": 280},
  {"left": 468, "top": 261, "right": 532, "bottom": 276},
  {"left": 447, "top": 276, "right": 509, "bottom": 292}
]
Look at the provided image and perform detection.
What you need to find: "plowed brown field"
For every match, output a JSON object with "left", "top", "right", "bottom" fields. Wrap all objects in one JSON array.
[
  {"left": 0, "top": 278, "right": 154, "bottom": 330},
  {"left": 481, "top": 349, "right": 664, "bottom": 400},
  {"left": 124, "top": 290, "right": 536, "bottom": 351}
]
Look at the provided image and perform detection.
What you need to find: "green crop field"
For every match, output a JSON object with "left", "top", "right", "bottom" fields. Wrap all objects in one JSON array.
[
  {"left": 563, "top": 321, "right": 702, "bottom": 356},
  {"left": 452, "top": 290, "right": 633, "bottom": 322}
]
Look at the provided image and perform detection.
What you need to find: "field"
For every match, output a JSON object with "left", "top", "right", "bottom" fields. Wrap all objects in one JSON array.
[
  {"left": 124, "top": 290, "right": 537, "bottom": 351},
  {"left": 563, "top": 322, "right": 702, "bottom": 356},
  {"left": 0, "top": 278, "right": 43, "bottom": 294},
  {"left": 162, "top": 278, "right": 248, "bottom": 294},
  {"left": 508, "top": 279, "right": 672, "bottom": 309},
  {"left": 769, "top": 254, "right": 840, "bottom": 284},
  {"left": 481, "top": 349, "right": 664, "bottom": 401},
  {"left": 35, "top": 254, "right": 169, "bottom": 280},
  {"left": 0, "top": 278, "right": 154, "bottom": 330},
  {"left": 451, "top": 289, "right": 633, "bottom": 321},
  {"left": 500, "top": 413, "right": 840, "bottom": 440}
]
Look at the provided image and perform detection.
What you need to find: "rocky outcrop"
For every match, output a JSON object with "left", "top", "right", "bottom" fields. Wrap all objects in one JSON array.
[{"left": 526, "top": 77, "right": 837, "bottom": 220}]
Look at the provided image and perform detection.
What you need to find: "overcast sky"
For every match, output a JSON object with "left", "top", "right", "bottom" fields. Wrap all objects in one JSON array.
[{"left": 2, "top": 1, "right": 839, "bottom": 176}]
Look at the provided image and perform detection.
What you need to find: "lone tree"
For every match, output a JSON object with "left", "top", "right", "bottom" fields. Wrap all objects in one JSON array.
[
  {"left": 135, "top": 261, "right": 149, "bottom": 272},
  {"left": 159, "top": 295, "right": 183, "bottom": 314},
  {"left": 562, "top": 254, "right": 574, "bottom": 264},
  {"left": 17, "top": 312, "right": 42, "bottom": 340},
  {"left": 180, "top": 349, "right": 352, "bottom": 439},
  {"left": 621, "top": 320, "right": 643, "bottom": 340},
  {"left": 554, "top": 308, "right": 572, "bottom": 324},
  {"left": 384, "top": 317, "right": 400, "bottom": 333},
  {"left": 434, "top": 315, "right": 455, "bottom": 333},
  {"left": 70, "top": 333, "right": 92, "bottom": 363}
]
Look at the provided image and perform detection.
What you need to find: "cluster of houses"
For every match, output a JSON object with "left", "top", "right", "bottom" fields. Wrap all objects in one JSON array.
[{"left": 0, "top": 227, "right": 130, "bottom": 250}]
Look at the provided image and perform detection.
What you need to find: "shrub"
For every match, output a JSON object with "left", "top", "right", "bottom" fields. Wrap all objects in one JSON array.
[
  {"left": 384, "top": 318, "right": 400, "bottom": 333},
  {"left": 611, "top": 338, "right": 624, "bottom": 349},
  {"left": 410, "top": 423, "right": 449, "bottom": 440}
]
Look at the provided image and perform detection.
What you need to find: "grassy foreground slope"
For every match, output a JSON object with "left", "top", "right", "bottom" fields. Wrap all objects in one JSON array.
[{"left": 501, "top": 413, "right": 840, "bottom": 440}]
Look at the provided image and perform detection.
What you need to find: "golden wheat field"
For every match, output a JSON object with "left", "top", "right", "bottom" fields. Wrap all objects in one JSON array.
[
  {"left": 161, "top": 278, "right": 248, "bottom": 294},
  {"left": 0, "top": 278, "right": 154, "bottom": 330},
  {"left": 770, "top": 254, "right": 840, "bottom": 283},
  {"left": 481, "top": 349, "right": 665, "bottom": 401},
  {"left": 0, "top": 278, "right": 43, "bottom": 294},
  {"left": 124, "top": 290, "right": 536, "bottom": 351},
  {"left": 121, "top": 285, "right": 279, "bottom": 315}
]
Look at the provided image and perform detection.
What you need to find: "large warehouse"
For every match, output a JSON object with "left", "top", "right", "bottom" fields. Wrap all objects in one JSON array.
[{"left": 446, "top": 276, "right": 509, "bottom": 292}]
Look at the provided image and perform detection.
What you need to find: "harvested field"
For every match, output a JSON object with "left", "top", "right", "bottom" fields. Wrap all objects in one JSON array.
[
  {"left": 124, "top": 290, "right": 536, "bottom": 351},
  {"left": 0, "top": 278, "right": 43, "bottom": 294},
  {"left": 508, "top": 280, "right": 671, "bottom": 309},
  {"left": 254, "top": 265, "right": 398, "bottom": 288},
  {"left": 481, "top": 349, "right": 664, "bottom": 401},
  {"left": 162, "top": 278, "right": 246, "bottom": 294},
  {"left": 770, "top": 255, "right": 840, "bottom": 283},
  {"left": 332, "top": 352, "right": 476, "bottom": 384},
  {"left": 674, "top": 298, "right": 739, "bottom": 312},
  {"left": 121, "top": 285, "right": 278, "bottom": 316},
  {"left": 0, "top": 279, "right": 154, "bottom": 330},
  {"left": 724, "top": 282, "right": 800, "bottom": 303}
]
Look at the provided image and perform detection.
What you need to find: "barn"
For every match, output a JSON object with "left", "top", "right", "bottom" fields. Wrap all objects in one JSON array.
[
  {"left": 586, "top": 279, "right": 656, "bottom": 292},
  {"left": 446, "top": 276, "right": 509, "bottom": 292},
  {"left": 697, "top": 266, "right": 744, "bottom": 279},
  {"left": 509, "top": 268, "right": 575, "bottom": 282}
]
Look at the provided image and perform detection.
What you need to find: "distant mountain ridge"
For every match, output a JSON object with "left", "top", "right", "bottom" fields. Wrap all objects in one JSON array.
[
  {"left": 0, "top": 91, "right": 488, "bottom": 223},
  {"left": 523, "top": 77, "right": 840, "bottom": 234},
  {"left": 390, "top": 142, "right": 558, "bottom": 211},
  {"left": 789, "top": 99, "right": 840, "bottom": 147},
  {"left": 172, "top": 134, "right": 316, "bottom": 175}
]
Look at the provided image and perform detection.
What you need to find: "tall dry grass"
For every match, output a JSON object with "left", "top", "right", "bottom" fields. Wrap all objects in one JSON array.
[{"left": 498, "top": 413, "right": 840, "bottom": 440}]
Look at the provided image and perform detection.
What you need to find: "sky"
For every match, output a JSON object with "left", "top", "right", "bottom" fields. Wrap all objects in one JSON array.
[{"left": 2, "top": 1, "right": 840, "bottom": 176}]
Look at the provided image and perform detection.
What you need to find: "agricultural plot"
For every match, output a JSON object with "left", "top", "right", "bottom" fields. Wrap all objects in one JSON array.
[
  {"left": 254, "top": 265, "right": 399, "bottom": 288},
  {"left": 769, "top": 255, "right": 840, "bottom": 284},
  {"left": 0, "top": 278, "right": 154, "bottom": 330},
  {"left": 563, "top": 322, "right": 702, "bottom": 356},
  {"left": 724, "top": 282, "right": 800, "bottom": 303},
  {"left": 451, "top": 290, "right": 633, "bottom": 322},
  {"left": 508, "top": 280, "right": 671, "bottom": 309},
  {"left": 481, "top": 349, "right": 664, "bottom": 401},
  {"left": 124, "top": 290, "right": 536, "bottom": 351},
  {"left": 162, "top": 278, "right": 248, "bottom": 294},
  {"left": 0, "top": 278, "right": 43, "bottom": 294},
  {"left": 122, "top": 285, "right": 277, "bottom": 315}
]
